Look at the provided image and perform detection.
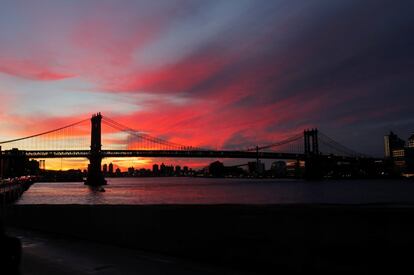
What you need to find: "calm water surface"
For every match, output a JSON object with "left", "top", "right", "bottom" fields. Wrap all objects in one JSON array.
[{"left": 16, "top": 177, "right": 414, "bottom": 205}]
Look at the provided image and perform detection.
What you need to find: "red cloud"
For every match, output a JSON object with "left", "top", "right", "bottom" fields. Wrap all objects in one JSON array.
[
  {"left": 108, "top": 50, "right": 236, "bottom": 93},
  {"left": 0, "top": 59, "right": 74, "bottom": 81}
]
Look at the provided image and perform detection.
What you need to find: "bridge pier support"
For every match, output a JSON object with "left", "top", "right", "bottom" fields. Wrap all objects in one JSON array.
[
  {"left": 85, "top": 113, "right": 107, "bottom": 186},
  {"left": 304, "top": 129, "right": 323, "bottom": 180},
  {"left": 304, "top": 155, "right": 323, "bottom": 180}
]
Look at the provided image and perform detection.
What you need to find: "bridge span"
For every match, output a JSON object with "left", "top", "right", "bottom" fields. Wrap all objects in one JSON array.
[
  {"left": 18, "top": 149, "right": 304, "bottom": 160},
  {"left": 1, "top": 113, "right": 376, "bottom": 185}
]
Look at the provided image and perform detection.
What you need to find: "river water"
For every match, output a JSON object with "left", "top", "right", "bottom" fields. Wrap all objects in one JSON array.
[{"left": 15, "top": 177, "right": 414, "bottom": 205}]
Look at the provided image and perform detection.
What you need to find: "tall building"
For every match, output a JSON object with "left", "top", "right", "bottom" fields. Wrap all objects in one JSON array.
[
  {"left": 271, "top": 161, "right": 287, "bottom": 177},
  {"left": 384, "top": 131, "right": 405, "bottom": 158},
  {"left": 175, "top": 165, "right": 181, "bottom": 175},
  {"left": 160, "top": 163, "right": 166, "bottom": 175},
  {"left": 209, "top": 161, "right": 225, "bottom": 177},
  {"left": 39, "top": 160, "right": 46, "bottom": 170},
  {"left": 152, "top": 164, "right": 159, "bottom": 175},
  {"left": 408, "top": 133, "right": 414, "bottom": 148},
  {"left": 248, "top": 160, "right": 265, "bottom": 174},
  {"left": 384, "top": 131, "right": 414, "bottom": 176},
  {"left": 109, "top": 163, "right": 114, "bottom": 175},
  {"left": 127, "top": 167, "right": 135, "bottom": 176},
  {"left": 115, "top": 167, "right": 121, "bottom": 176},
  {"left": 1, "top": 149, "right": 40, "bottom": 177}
]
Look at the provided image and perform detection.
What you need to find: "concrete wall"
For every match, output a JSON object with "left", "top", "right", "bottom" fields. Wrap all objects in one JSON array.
[{"left": 7, "top": 204, "right": 414, "bottom": 273}]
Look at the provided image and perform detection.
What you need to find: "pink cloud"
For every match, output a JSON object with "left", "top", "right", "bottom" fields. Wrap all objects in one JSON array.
[
  {"left": 113, "top": 51, "right": 235, "bottom": 93},
  {"left": 0, "top": 59, "right": 74, "bottom": 81}
]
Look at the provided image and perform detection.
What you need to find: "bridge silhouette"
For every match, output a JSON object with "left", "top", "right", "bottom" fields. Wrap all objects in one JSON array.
[{"left": 0, "top": 113, "right": 372, "bottom": 185}]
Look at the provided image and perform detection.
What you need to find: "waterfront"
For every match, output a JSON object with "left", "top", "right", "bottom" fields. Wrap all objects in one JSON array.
[
  {"left": 16, "top": 177, "right": 414, "bottom": 205},
  {"left": 10, "top": 178, "right": 414, "bottom": 273}
]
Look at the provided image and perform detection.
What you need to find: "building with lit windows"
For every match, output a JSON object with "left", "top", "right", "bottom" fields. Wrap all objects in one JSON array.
[
  {"left": 408, "top": 133, "right": 414, "bottom": 148},
  {"left": 384, "top": 131, "right": 414, "bottom": 176},
  {"left": 384, "top": 131, "right": 405, "bottom": 158}
]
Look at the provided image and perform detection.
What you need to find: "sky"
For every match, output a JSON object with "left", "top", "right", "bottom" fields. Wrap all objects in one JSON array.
[{"left": 0, "top": 0, "right": 413, "bottom": 170}]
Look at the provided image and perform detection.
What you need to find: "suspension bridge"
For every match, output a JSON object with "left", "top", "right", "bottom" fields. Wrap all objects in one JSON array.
[{"left": 0, "top": 113, "right": 374, "bottom": 185}]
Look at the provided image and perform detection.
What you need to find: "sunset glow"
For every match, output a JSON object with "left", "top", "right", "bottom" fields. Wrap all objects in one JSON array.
[{"left": 1, "top": 0, "right": 413, "bottom": 170}]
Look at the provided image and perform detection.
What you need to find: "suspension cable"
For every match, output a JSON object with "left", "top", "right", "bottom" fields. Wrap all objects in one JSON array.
[
  {"left": 318, "top": 131, "right": 369, "bottom": 158},
  {"left": 102, "top": 116, "right": 203, "bottom": 150},
  {"left": 246, "top": 132, "right": 303, "bottom": 151},
  {"left": 0, "top": 118, "right": 90, "bottom": 144}
]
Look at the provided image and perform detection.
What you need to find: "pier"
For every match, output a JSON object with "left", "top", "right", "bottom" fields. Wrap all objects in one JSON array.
[
  {"left": 0, "top": 177, "right": 35, "bottom": 205},
  {"left": 0, "top": 177, "right": 35, "bottom": 274}
]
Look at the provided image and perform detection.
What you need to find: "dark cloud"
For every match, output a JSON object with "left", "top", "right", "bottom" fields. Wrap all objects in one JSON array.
[{"left": 1, "top": 0, "right": 413, "bottom": 158}]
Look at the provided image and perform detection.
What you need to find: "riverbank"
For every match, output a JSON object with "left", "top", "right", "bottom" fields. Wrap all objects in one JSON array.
[
  {"left": 0, "top": 177, "right": 35, "bottom": 205},
  {"left": 6, "top": 204, "right": 414, "bottom": 273}
]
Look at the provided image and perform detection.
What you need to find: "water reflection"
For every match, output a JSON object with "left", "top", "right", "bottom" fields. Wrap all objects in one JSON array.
[
  {"left": 86, "top": 186, "right": 106, "bottom": 204},
  {"left": 15, "top": 178, "right": 414, "bottom": 205}
]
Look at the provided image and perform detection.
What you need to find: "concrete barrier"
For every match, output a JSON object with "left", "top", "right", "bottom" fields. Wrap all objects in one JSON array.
[{"left": 7, "top": 204, "right": 414, "bottom": 273}]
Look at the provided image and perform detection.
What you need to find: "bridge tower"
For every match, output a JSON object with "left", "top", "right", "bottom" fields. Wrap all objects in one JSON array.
[
  {"left": 304, "top": 129, "right": 319, "bottom": 155},
  {"left": 85, "top": 113, "right": 107, "bottom": 186},
  {"left": 304, "top": 129, "right": 322, "bottom": 180}
]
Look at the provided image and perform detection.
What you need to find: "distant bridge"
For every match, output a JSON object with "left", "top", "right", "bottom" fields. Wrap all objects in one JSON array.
[{"left": 0, "top": 113, "right": 375, "bottom": 185}]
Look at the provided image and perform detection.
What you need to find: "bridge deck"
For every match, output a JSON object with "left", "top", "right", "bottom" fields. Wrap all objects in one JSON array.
[
  {"left": 2, "top": 150, "right": 378, "bottom": 162},
  {"left": 7, "top": 150, "right": 305, "bottom": 160}
]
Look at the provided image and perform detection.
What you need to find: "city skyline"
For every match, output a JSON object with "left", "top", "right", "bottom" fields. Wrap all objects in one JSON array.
[{"left": 0, "top": 0, "right": 413, "bottom": 170}]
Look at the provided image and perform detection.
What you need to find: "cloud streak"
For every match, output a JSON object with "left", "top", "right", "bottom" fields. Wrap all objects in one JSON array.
[{"left": 0, "top": 0, "right": 413, "bottom": 166}]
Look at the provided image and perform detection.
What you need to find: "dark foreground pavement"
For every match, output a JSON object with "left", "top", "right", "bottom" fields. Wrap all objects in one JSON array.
[
  {"left": 7, "top": 204, "right": 414, "bottom": 273},
  {"left": 8, "top": 228, "right": 252, "bottom": 275}
]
